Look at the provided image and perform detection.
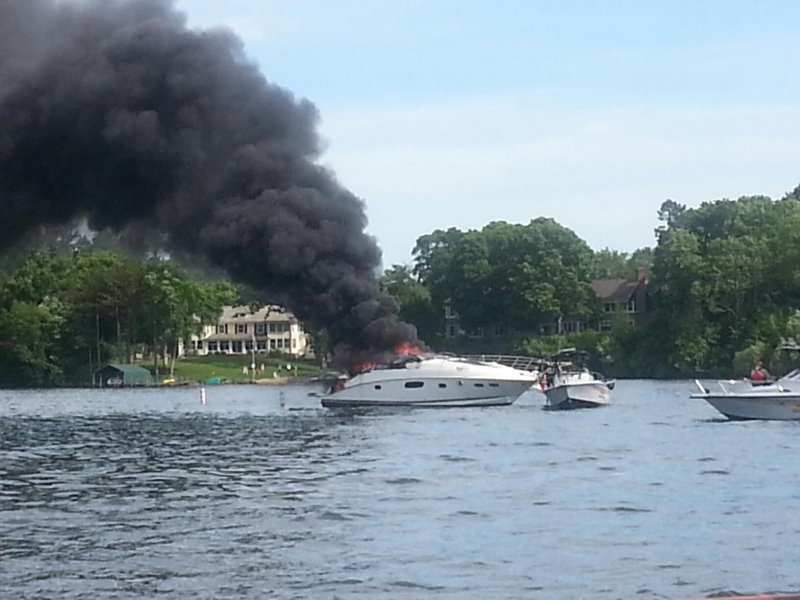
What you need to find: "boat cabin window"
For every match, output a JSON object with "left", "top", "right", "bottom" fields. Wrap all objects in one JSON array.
[
  {"left": 489, "top": 383, "right": 499, "bottom": 387},
  {"left": 474, "top": 383, "right": 484, "bottom": 387},
  {"left": 374, "top": 385, "right": 382, "bottom": 390},
  {"left": 438, "top": 383, "right": 447, "bottom": 388},
  {"left": 404, "top": 381, "right": 424, "bottom": 389}
]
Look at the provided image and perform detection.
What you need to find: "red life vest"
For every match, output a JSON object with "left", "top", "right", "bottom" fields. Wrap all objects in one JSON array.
[{"left": 750, "top": 368, "right": 766, "bottom": 382}]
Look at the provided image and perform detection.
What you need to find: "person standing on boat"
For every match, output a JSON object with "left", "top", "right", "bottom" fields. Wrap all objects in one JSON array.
[
  {"left": 750, "top": 360, "right": 772, "bottom": 383},
  {"left": 542, "top": 363, "right": 560, "bottom": 388}
]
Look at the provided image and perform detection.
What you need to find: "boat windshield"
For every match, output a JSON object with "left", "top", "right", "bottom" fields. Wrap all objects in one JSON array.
[
  {"left": 780, "top": 368, "right": 800, "bottom": 381},
  {"left": 374, "top": 355, "right": 424, "bottom": 370}
]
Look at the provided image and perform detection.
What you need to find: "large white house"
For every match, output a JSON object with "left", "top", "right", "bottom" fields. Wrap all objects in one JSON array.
[{"left": 190, "top": 305, "right": 311, "bottom": 357}]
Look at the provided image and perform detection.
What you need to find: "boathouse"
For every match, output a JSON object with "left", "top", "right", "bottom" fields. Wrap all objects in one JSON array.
[{"left": 95, "top": 364, "right": 155, "bottom": 387}]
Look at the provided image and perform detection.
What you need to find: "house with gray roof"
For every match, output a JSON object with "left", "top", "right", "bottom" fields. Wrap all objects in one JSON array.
[
  {"left": 589, "top": 267, "right": 649, "bottom": 331},
  {"left": 547, "top": 267, "right": 649, "bottom": 334},
  {"left": 189, "top": 305, "right": 311, "bottom": 357}
]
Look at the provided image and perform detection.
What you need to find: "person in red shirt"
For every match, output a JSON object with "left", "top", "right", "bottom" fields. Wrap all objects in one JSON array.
[{"left": 750, "top": 360, "right": 772, "bottom": 384}]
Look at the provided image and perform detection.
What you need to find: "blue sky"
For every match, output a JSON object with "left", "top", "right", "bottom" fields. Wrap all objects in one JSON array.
[{"left": 177, "top": 0, "right": 800, "bottom": 267}]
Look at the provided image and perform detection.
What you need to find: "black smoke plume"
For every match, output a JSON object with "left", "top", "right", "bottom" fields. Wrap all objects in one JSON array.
[{"left": 0, "top": 0, "right": 421, "bottom": 367}]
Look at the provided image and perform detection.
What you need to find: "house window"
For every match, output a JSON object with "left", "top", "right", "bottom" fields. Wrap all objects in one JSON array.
[
  {"left": 269, "top": 323, "right": 276, "bottom": 333},
  {"left": 217, "top": 324, "right": 228, "bottom": 334},
  {"left": 191, "top": 340, "right": 198, "bottom": 350},
  {"left": 232, "top": 341, "right": 242, "bottom": 353},
  {"left": 627, "top": 300, "right": 636, "bottom": 313},
  {"left": 445, "top": 305, "right": 457, "bottom": 319},
  {"left": 257, "top": 340, "right": 267, "bottom": 351},
  {"left": 600, "top": 320, "right": 612, "bottom": 332},
  {"left": 220, "top": 341, "right": 230, "bottom": 352},
  {"left": 236, "top": 323, "right": 247, "bottom": 334},
  {"left": 404, "top": 381, "right": 424, "bottom": 388},
  {"left": 292, "top": 339, "right": 296, "bottom": 348},
  {"left": 563, "top": 321, "right": 579, "bottom": 333},
  {"left": 604, "top": 303, "right": 615, "bottom": 313},
  {"left": 245, "top": 341, "right": 254, "bottom": 351},
  {"left": 270, "top": 339, "right": 277, "bottom": 350},
  {"left": 208, "top": 341, "right": 218, "bottom": 352},
  {"left": 467, "top": 327, "right": 484, "bottom": 338},
  {"left": 448, "top": 325, "right": 456, "bottom": 337},
  {"left": 256, "top": 323, "right": 266, "bottom": 335}
]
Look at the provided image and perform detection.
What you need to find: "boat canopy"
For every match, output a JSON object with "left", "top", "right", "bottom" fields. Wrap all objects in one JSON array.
[{"left": 550, "top": 348, "right": 590, "bottom": 363}]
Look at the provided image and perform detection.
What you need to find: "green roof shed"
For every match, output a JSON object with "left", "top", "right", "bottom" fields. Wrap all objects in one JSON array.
[{"left": 95, "top": 364, "right": 155, "bottom": 387}]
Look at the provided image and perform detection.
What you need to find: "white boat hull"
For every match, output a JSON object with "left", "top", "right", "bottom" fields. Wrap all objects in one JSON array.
[
  {"left": 321, "top": 391, "right": 525, "bottom": 408},
  {"left": 322, "top": 379, "right": 533, "bottom": 408},
  {"left": 543, "top": 381, "right": 611, "bottom": 410},
  {"left": 321, "top": 356, "right": 538, "bottom": 409},
  {"left": 694, "top": 394, "right": 800, "bottom": 421},
  {"left": 692, "top": 372, "right": 800, "bottom": 420}
]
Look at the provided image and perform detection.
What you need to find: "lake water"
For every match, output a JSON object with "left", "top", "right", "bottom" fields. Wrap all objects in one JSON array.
[{"left": 2, "top": 381, "right": 800, "bottom": 599}]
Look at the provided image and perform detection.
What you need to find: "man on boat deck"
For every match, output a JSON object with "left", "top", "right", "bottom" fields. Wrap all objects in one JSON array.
[
  {"left": 542, "top": 363, "right": 559, "bottom": 388},
  {"left": 750, "top": 360, "right": 772, "bottom": 383}
]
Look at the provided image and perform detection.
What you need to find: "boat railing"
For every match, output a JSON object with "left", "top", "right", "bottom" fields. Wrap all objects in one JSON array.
[{"left": 463, "top": 354, "right": 544, "bottom": 372}]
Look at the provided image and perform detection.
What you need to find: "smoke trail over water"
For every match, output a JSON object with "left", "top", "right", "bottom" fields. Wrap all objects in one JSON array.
[{"left": 0, "top": 0, "right": 421, "bottom": 367}]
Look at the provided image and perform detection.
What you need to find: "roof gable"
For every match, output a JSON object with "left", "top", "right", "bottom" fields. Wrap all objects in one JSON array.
[
  {"left": 220, "top": 305, "right": 297, "bottom": 323},
  {"left": 590, "top": 278, "right": 640, "bottom": 303}
]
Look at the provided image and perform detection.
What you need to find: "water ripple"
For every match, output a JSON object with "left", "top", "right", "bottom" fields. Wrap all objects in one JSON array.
[{"left": 2, "top": 383, "right": 800, "bottom": 598}]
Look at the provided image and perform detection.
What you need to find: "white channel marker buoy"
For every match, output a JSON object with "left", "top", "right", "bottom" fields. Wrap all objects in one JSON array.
[{"left": 200, "top": 387, "right": 207, "bottom": 405}]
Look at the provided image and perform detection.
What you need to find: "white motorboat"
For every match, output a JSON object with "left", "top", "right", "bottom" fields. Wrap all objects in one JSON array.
[
  {"left": 692, "top": 370, "right": 800, "bottom": 420},
  {"left": 540, "top": 349, "right": 614, "bottom": 410},
  {"left": 320, "top": 354, "right": 539, "bottom": 408}
]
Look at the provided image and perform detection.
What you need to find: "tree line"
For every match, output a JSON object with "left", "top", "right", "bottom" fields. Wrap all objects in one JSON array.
[
  {"left": 3, "top": 187, "right": 800, "bottom": 386},
  {"left": 382, "top": 187, "right": 800, "bottom": 378},
  {"left": 0, "top": 249, "right": 236, "bottom": 388}
]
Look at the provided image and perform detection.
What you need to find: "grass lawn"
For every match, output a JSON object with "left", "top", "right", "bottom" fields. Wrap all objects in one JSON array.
[{"left": 161, "top": 354, "right": 323, "bottom": 384}]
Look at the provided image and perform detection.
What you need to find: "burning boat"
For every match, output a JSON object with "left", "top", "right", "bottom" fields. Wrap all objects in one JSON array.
[{"left": 320, "top": 353, "right": 540, "bottom": 408}]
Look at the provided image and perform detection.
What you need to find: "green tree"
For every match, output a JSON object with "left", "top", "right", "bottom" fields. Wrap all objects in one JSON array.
[
  {"left": 782, "top": 183, "right": 800, "bottom": 202},
  {"left": 640, "top": 195, "right": 800, "bottom": 375},
  {"left": 413, "top": 219, "right": 596, "bottom": 336},
  {"left": 591, "top": 249, "right": 629, "bottom": 278},
  {"left": 0, "top": 302, "right": 64, "bottom": 387},
  {"left": 381, "top": 264, "right": 440, "bottom": 341},
  {"left": 0, "top": 250, "right": 237, "bottom": 386}
]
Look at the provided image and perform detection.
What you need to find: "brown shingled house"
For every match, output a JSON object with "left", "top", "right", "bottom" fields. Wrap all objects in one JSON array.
[
  {"left": 590, "top": 267, "right": 649, "bottom": 331},
  {"left": 538, "top": 267, "right": 649, "bottom": 335}
]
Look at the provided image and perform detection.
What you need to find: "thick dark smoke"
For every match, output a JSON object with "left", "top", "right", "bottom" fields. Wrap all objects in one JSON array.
[{"left": 0, "top": 0, "right": 420, "bottom": 367}]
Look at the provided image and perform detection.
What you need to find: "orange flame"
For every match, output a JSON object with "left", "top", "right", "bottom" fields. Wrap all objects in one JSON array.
[{"left": 394, "top": 342, "right": 423, "bottom": 356}]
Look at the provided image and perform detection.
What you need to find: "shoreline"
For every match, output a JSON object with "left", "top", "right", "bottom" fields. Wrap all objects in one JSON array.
[{"left": 0, "top": 377, "right": 324, "bottom": 391}]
